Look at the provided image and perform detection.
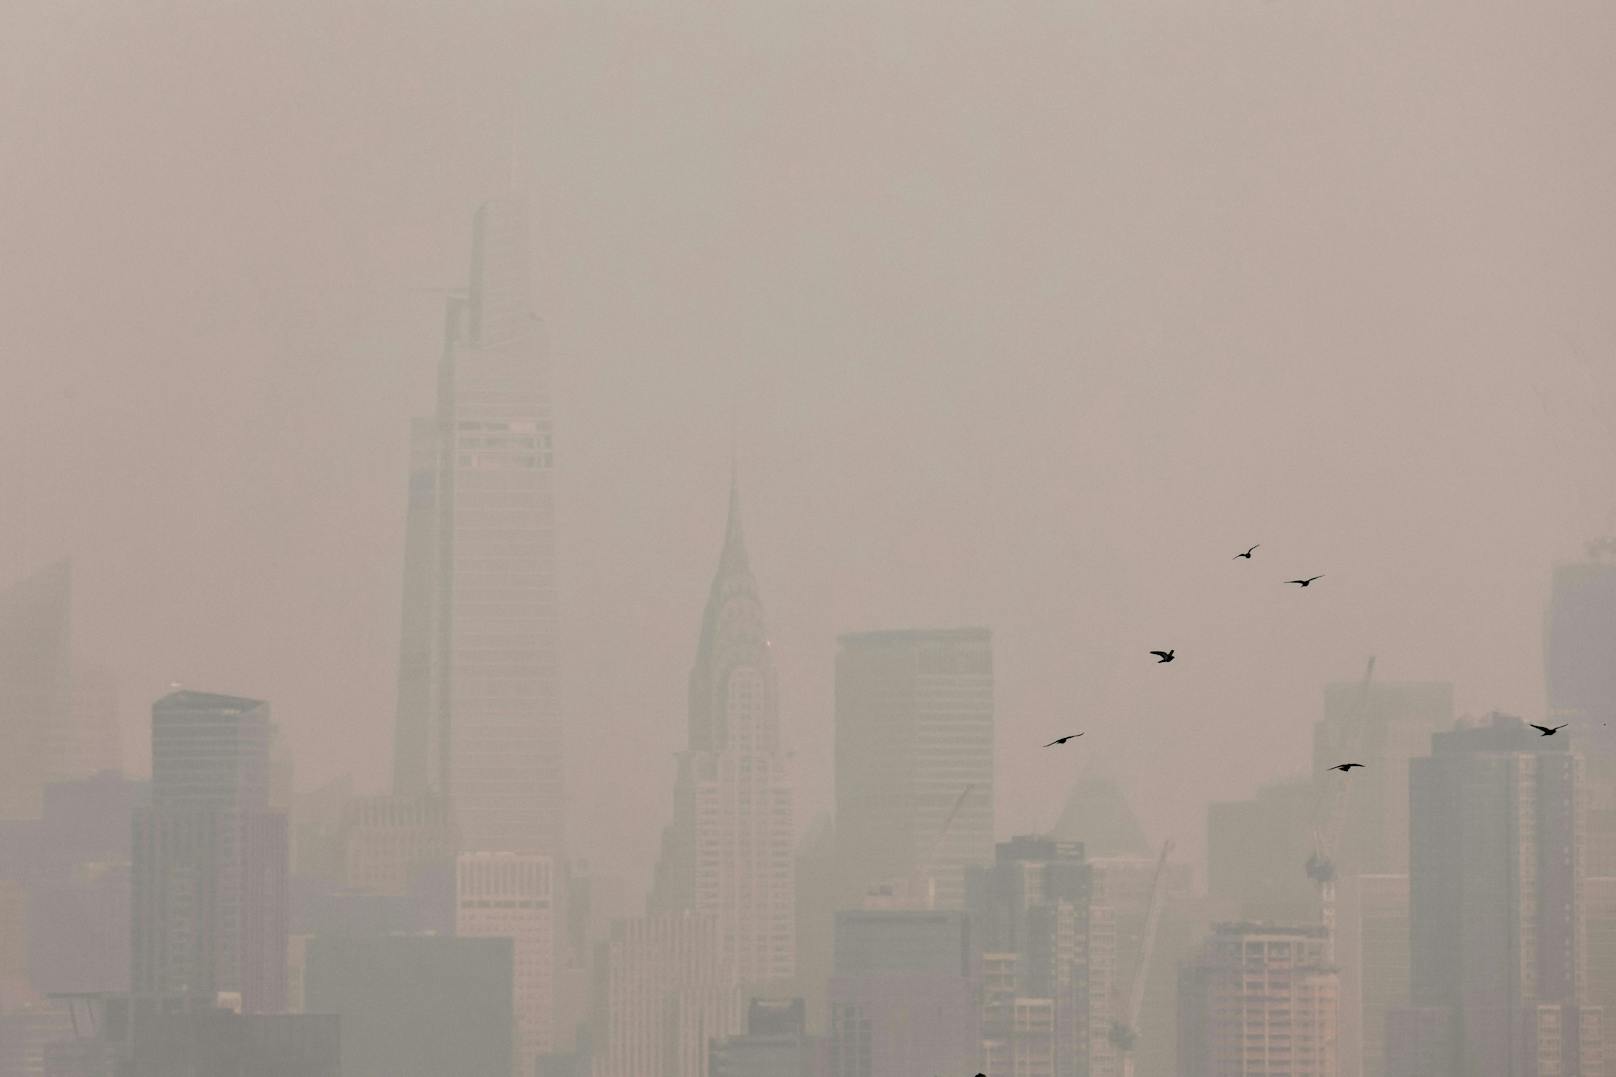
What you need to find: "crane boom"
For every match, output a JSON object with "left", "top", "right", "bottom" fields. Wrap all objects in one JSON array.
[
  {"left": 1110, "top": 840, "right": 1175, "bottom": 1077},
  {"left": 1309, "top": 656, "right": 1376, "bottom": 959}
]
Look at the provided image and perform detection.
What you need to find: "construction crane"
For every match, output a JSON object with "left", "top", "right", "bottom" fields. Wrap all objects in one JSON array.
[
  {"left": 1307, "top": 655, "right": 1376, "bottom": 960},
  {"left": 1106, "top": 839, "right": 1174, "bottom": 1077}
]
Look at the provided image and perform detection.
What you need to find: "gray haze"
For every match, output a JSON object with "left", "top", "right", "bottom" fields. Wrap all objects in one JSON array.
[{"left": 4, "top": 0, "right": 1616, "bottom": 897}]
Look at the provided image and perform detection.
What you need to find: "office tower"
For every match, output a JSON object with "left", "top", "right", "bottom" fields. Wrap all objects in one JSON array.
[
  {"left": 1388, "top": 713, "right": 1604, "bottom": 1077},
  {"left": 1311, "top": 679, "right": 1452, "bottom": 879},
  {"left": 966, "top": 837, "right": 1089, "bottom": 1077},
  {"left": 710, "top": 998, "right": 823, "bottom": 1077},
  {"left": 390, "top": 197, "right": 562, "bottom": 857},
  {"left": 1587, "top": 876, "right": 1616, "bottom": 1077},
  {"left": 1206, "top": 779, "right": 1316, "bottom": 922},
  {"left": 340, "top": 793, "right": 457, "bottom": 897},
  {"left": 1545, "top": 544, "right": 1616, "bottom": 762},
  {"left": 132, "top": 690, "right": 288, "bottom": 1013},
  {"left": 0, "top": 561, "right": 71, "bottom": 821},
  {"left": 649, "top": 475, "right": 795, "bottom": 993},
  {"left": 826, "top": 907, "right": 978, "bottom": 1077},
  {"left": 591, "top": 912, "right": 740, "bottom": 1077},
  {"left": 305, "top": 934, "right": 514, "bottom": 1077},
  {"left": 1086, "top": 854, "right": 1197, "bottom": 1077},
  {"left": 834, "top": 628, "right": 994, "bottom": 911},
  {"left": 393, "top": 416, "right": 439, "bottom": 798},
  {"left": 1177, "top": 922, "right": 1339, "bottom": 1077},
  {"left": 1334, "top": 874, "right": 1409, "bottom": 1077},
  {"left": 457, "top": 852, "right": 557, "bottom": 1072}
]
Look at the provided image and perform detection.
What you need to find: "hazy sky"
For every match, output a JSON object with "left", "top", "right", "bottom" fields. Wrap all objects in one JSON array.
[{"left": 4, "top": 1, "right": 1614, "bottom": 894}]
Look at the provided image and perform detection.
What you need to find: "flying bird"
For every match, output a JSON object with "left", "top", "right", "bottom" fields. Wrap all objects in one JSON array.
[
  {"left": 1234, "top": 544, "right": 1259, "bottom": 559},
  {"left": 1530, "top": 723, "right": 1567, "bottom": 737},
  {"left": 1043, "top": 734, "right": 1085, "bottom": 747},
  {"left": 1150, "top": 649, "right": 1175, "bottom": 663},
  {"left": 1329, "top": 762, "right": 1366, "bottom": 772},
  {"left": 1287, "top": 575, "right": 1325, "bottom": 587}
]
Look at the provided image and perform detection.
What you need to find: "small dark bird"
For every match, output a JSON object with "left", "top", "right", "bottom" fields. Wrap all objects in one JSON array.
[
  {"left": 1150, "top": 649, "right": 1175, "bottom": 663},
  {"left": 1329, "top": 762, "right": 1366, "bottom": 772},
  {"left": 1287, "top": 575, "right": 1325, "bottom": 587},
  {"left": 1530, "top": 723, "right": 1567, "bottom": 737},
  {"left": 1235, "top": 544, "right": 1259, "bottom": 559},
  {"left": 1044, "top": 734, "right": 1085, "bottom": 747}
]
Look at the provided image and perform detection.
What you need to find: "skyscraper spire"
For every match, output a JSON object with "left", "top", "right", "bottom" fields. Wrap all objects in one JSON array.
[{"left": 719, "top": 435, "right": 749, "bottom": 578}]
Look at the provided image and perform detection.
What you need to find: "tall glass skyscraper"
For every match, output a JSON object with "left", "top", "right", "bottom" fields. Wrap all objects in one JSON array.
[{"left": 393, "top": 198, "right": 562, "bottom": 858}]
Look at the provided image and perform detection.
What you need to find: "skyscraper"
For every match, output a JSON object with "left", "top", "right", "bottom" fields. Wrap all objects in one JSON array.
[
  {"left": 1388, "top": 713, "right": 1605, "bottom": 1077},
  {"left": 1545, "top": 544, "right": 1616, "bottom": 762},
  {"left": 457, "top": 851, "right": 558, "bottom": 1073},
  {"left": 834, "top": 628, "right": 994, "bottom": 911},
  {"left": 1177, "top": 922, "right": 1339, "bottom": 1077},
  {"left": 391, "top": 197, "right": 562, "bottom": 857},
  {"left": 0, "top": 561, "right": 71, "bottom": 821},
  {"left": 132, "top": 690, "right": 288, "bottom": 1013},
  {"left": 966, "top": 836, "right": 1090, "bottom": 1077},
  {"left": 649, "top": 472, "right": 795, "bottom": 994},
  {"left": 591, "top": 912, "right": 740, "bottom": 1077}
]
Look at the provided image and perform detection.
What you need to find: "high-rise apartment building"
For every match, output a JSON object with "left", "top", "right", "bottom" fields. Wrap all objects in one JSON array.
[
  {"left": 1583, "top": 876, "right": 1616, "bottom": 1077},
  {"left": 966, "top": 836, "right": 1089, "bottom": 1077},
  {"left": 835, "top": 628, "right": 994, "bottom": 911},
  {"left": 457, "top": 852, "right": 557, "bottom": 1074},
  {"left": 1177, "top": 922, "right": 1339, "bottom": 1077},
  {"left": 132, "top": 690, "right": 288, "bottom": 1013},
  {"left": 591, "top": 912, "right": 740, "bottom": 1077},
  {"left": 650, "top": 474, "right": 795, "bottom": 993},
  {"left": 1388, "top": 713, "right": 1605, "bottom": 1077},
  {"left": 391, "top": 198, "right": 562, "bottom": 857},
  {"left": 0, "top": 561, "right": 72, "bottom": 821}
]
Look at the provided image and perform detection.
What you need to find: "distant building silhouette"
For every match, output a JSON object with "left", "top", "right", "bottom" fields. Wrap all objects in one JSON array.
[
  {"left": 132, "top": 690, "right": 288, "bottom": 1014},
  {"left": 1386, "top": 713, "right": 1605, "bottom": 1077},
  {"left": 1311, "top": 680, "right": 1452, "bottom": 879},
  {"left": 827, "top": 906, "right": 977, "bottom": 1077},
  {"left": 650, "top": 472, "right": 796, "bottom": 995},
  {"left": 1177, "top": 922, "right": 1339, "bottom": 1077},
  {"left": 1545, "top": 547, "right": 1616, "bottom": 763},
  {"left": 1334, "top": 874, "right": 1409, "bottom": 1077},
  {"left": 391, "top": 197, "right": 563, "bottom": 858},
  {"left": 1206, "top": 779, "right": 1316, "bottom": 923},
  {"left": 835, "top": 628, "right": 994, "bottom": 911},
  {"left": 0, "top": 561, "right": 72, "bottom": 821},
  {"left": 304, "top": 934, "right": 514, "bottom": 1077}
]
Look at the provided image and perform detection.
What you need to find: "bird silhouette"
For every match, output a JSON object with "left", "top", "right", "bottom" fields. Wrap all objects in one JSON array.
[
  {"left": 1150, "top": 650, "right": 1175, "bottom": 663},
  {"left": 1287, "top": 575, "right": 1324, "bottom": 587},
  {"left": 1235, "top": 544, "right": 1259, "bottom": 559},
  {"left": 1329, "top": 762, "right": 1366, "bottom": 772},
  {"left": 1530, "top": 723, "right": 1567, "bottom": 737},
  {"left": 1043, "top": 734, "right": 1085, "bottom": 747}
]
